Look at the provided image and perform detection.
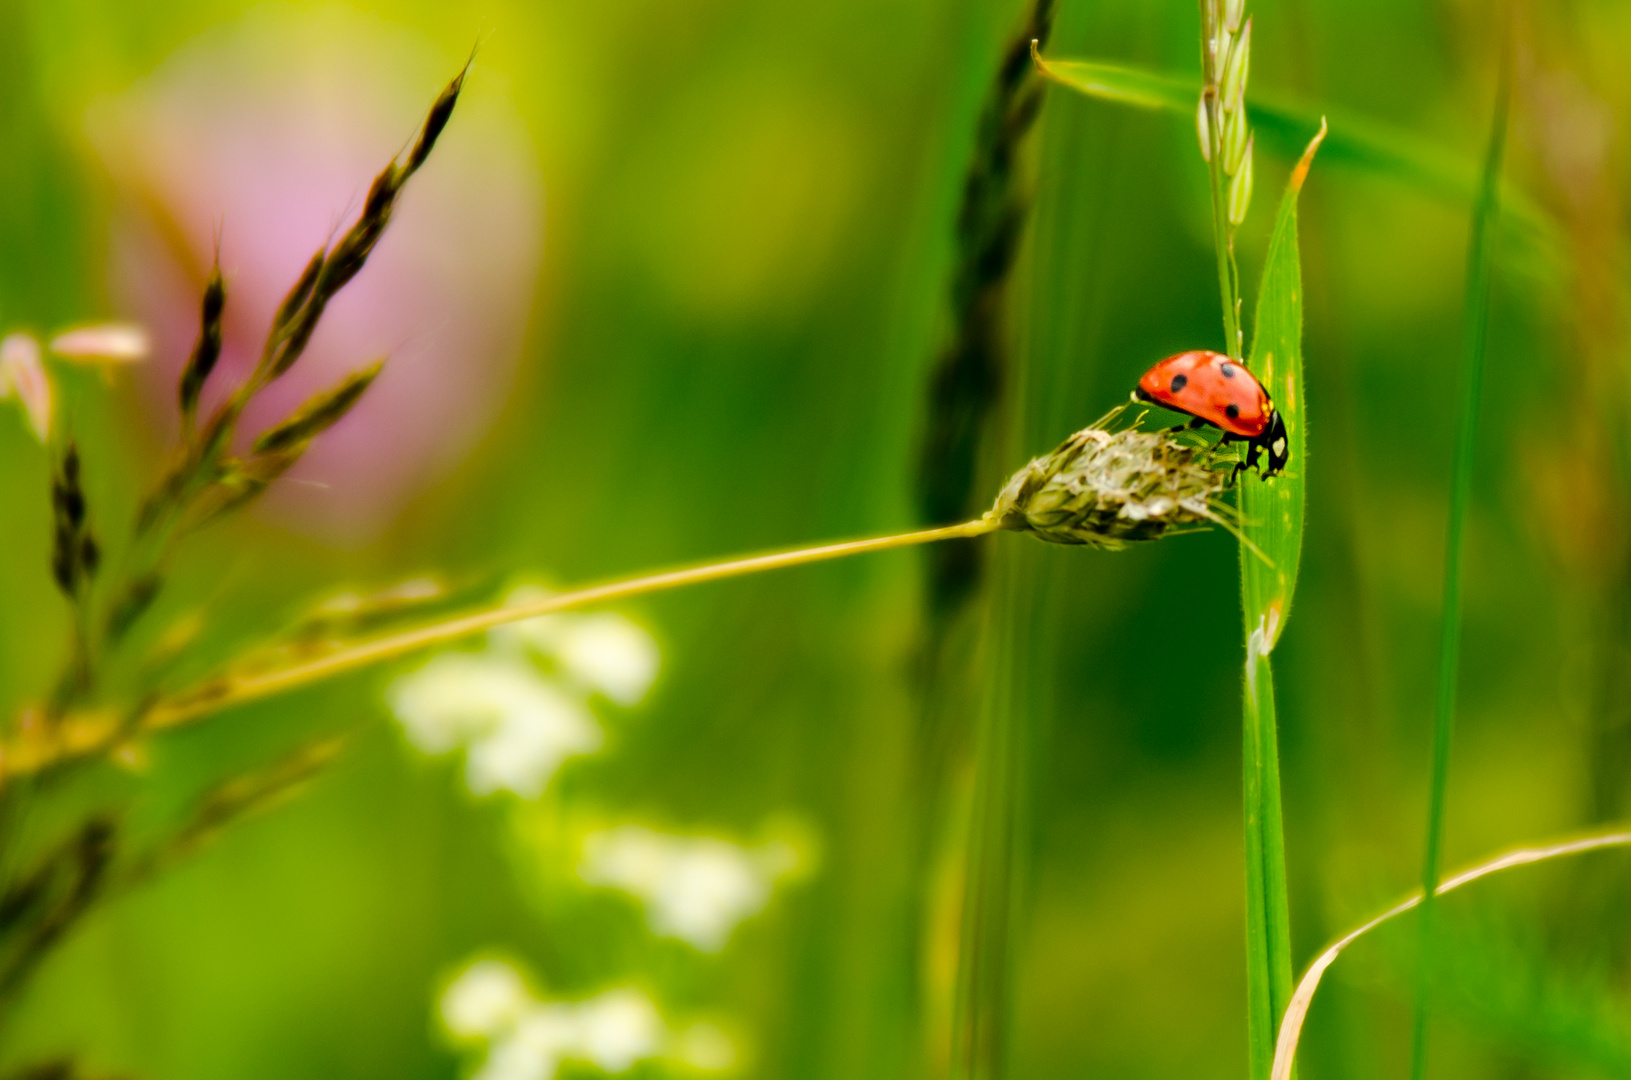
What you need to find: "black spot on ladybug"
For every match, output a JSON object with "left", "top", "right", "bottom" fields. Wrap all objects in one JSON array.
[
  {"left": 1219, "top": 361, "right": 1236, "bottom": 378},
  {"left": 1169, "top": 374, "right": 1188, "bottom": 393},
  {"left": 1225, "top": 404, "right": 1240, "bottom": 419}
]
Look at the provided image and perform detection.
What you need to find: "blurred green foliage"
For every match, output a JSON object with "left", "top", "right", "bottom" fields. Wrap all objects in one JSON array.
[{"left": 1, "top": 1, "right": 1630, "bottom": 1079}]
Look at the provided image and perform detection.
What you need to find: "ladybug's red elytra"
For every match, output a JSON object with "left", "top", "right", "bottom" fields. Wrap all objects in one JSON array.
[{"left": 1133, "top": 349, "right": 1289, "bottom": 477}]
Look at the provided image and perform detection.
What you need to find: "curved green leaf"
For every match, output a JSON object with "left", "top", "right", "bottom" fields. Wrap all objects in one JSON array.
[
  {"left": 1031, "top": 52, "right": 1551, "bottom": 246},
  {"left": 1236, "top": 122, "right": 1324, "bottom": 1080}
]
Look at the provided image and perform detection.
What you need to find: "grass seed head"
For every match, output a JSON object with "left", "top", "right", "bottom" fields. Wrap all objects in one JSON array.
[
  {"left": 989, "top": 423, "right": 1233, "bottom": 549},
  {"left": 179, "top": 261, "right": 226, "bottom": 424},
  {"left": 49, "top": 443, "right": 97, "bottom": 597},
  {"left": 252, "top": 359, "right": 384, "bottom": 455}
]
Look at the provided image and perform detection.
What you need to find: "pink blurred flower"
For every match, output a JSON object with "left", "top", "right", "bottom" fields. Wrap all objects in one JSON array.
[{"left": 90, "top": 9, "right": 543, "bottom": 542}]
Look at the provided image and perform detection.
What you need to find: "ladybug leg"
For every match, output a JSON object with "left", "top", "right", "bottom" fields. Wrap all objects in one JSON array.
[
  {"left": 1219, "top": 432, "right": 1244, "bottom": 483},
  {"left": 1222, "top": 431, "right": 1260, "bottom": 483}
]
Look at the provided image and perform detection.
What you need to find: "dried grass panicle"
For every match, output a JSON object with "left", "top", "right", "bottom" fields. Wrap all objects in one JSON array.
[
  {"left": 989, "top": 421, "right": 1234, "bottom": 548},
  {"left": 49, "top": 445, "right": 97, "bottom": 598},
  {"left": 79, "top": 63, "right": 469, "bottom": 704},
  {"left": 252, "top": 360, "right": 384, "bottom": 455},
  {"left": 916, "top": 0, "right": 1055, "bottom": 617},
  {"left": 143, "top": 738, "right": 344, "bottom": 873},
  {"left": 177, "top": 259, "right": 224, "bottom": 428},
  {"left": 130, "top": 65, "right": 467, "bottom": 562},
  {"left": 0, "top": 817, "right": 117, "bottom": 1006},
  {"left": 259, "top": 62, "right": 468, "bottom": 386}
]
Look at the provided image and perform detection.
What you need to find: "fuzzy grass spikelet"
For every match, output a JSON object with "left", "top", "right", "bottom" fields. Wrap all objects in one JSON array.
[{"left": 989, "top": 423, "right": 1232, "bottom": 548}]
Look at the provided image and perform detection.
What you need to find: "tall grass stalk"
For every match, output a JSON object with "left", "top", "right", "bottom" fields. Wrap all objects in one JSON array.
[
  {"left": 1409, "top": 40, "right": 1513, "bottom": 1080},
  {"left": 1194, "top": 2, "right": 1318, "bottom": 1074}
]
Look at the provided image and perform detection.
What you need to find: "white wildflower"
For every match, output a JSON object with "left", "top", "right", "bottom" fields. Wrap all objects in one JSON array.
[
  {"left": 389, "top": 653, "right": 602, "bottom": 797},
  {"left": 441, "top": 960, "right": 726, "bottom": 1080},
  {"left": 476, "top": 1034, "right": 556, "bottom": 1080},
  {"left": 443, "top": 960, "right": 532, "bottom": 1040},
  {"left": 48, "top": 323, "right": 151, "bottom": 363},
  {"left": 580, "top": 826, "right": 797, "bottom": 951},
  {"left": 554, "top": 614, "right": 660, "bottom": 705},
  {"left": 575, "top": 989, "right": 665, "bottom": 1072},
  {"left": 494, "top": 587, "right": 659, "bottom": 705},
  {"left": 1, "top": 333, "right": 51, "bottom": 442}
]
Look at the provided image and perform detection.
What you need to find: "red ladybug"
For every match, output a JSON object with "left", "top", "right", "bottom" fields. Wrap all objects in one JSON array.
[{"left": 1133, "top": 349, "right": 1289, "bottom": 477}]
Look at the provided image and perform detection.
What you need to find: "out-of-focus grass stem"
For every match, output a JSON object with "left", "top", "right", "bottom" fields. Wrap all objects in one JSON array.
[
  {"left": 4, "top": 519, "right": 999, "bottom": 780},
  {"left": 1409, "top": 34, "right": 1512, "bottom": 1080}
]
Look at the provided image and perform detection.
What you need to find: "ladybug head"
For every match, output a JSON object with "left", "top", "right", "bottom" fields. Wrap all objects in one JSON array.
[{"left": 1260, "top": 410, "right": 1290, "bottom": 476}]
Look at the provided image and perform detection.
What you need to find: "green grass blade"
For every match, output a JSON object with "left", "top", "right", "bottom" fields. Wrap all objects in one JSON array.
[
  {"left": 1031, "top": 54, "right": 1550, "bottom": 245},
  {"left": 1409, "top": 45, "right": 1513, "bottom": 1080},
  {"left": 1238, "top": 126, "right": 1326, "bottom": 1080}
]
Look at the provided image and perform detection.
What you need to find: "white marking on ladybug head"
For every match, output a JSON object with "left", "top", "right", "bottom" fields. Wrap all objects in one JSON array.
[{"left": 1272, "top": 437, "right": 1286, "bottom": 457}]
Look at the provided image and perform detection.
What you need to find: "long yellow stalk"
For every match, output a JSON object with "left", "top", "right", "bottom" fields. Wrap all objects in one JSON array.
[{"left": 6, "top": 518, "right": 997, "bottom": 779}]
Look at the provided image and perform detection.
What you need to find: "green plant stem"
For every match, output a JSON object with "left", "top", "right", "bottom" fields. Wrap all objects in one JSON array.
[
  {"left": 9, "top": 518, "right": 999, "bottom": 779},
  {"left": 1242, "top": 643, "right": 1295, "bottom": 1079},
  {"left": 1200, "top": 12, "right": 1294, "bottom": 1076},
  {"left": 1409, "top": 44, "right": 1512, "bottom": 1080}
]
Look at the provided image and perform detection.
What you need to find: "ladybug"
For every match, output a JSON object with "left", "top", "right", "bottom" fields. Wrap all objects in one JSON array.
[{"left": 1132, "top": 349, "right": 1289, "bottom": 478}]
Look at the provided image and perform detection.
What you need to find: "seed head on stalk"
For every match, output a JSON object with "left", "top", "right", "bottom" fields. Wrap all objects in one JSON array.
[
  {"left": 988, "top": 410, "right": 1247, "bottom": 550},
  {"left": 1197, "top": 0, "right": 1256, "bottom": 358}
]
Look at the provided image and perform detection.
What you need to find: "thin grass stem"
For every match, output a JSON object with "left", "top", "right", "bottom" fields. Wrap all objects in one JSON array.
[
  {"left": 1409, "top": 38, "right": 1513, "bottom": 1080},
  {"left": 8, "top": 518, "right": 998, "bottom": 780}
]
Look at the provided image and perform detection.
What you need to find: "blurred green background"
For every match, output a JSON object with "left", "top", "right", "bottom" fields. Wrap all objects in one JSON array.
[{"left": 1, "top": 1, "right": 1629, "bottom": 1078}]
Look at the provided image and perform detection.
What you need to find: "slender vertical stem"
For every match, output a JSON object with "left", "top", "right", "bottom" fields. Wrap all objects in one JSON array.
[
  {"left": 1200, "top": 3, "right": 1292, "bottom": 1075},
  {"left": 1242, "top": 646, "right": 1295, "bottom": 1079},
  {"left": 1408, "top": 38, "right": 1512, "bottom": 1080}
]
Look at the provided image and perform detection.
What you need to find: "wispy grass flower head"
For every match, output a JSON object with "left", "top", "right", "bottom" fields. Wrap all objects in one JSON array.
[{"left": 989, "top": 416, "right": 1236, "bottom": 548}]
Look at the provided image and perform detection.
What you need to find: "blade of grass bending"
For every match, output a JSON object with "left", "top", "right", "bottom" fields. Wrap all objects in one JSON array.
[
  {"left": 1029, "top": 53, "right": 1550, "bottom": 248},
  {"left": 1238, "top": 124, "right": 1325, "bottom": 1080},
  {"left": 1272, "top": 829, "right": 1631, "bottom": 1080},
  {"left": 1410, "top": 45, "right": 1513, "bottom": 1080}
]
